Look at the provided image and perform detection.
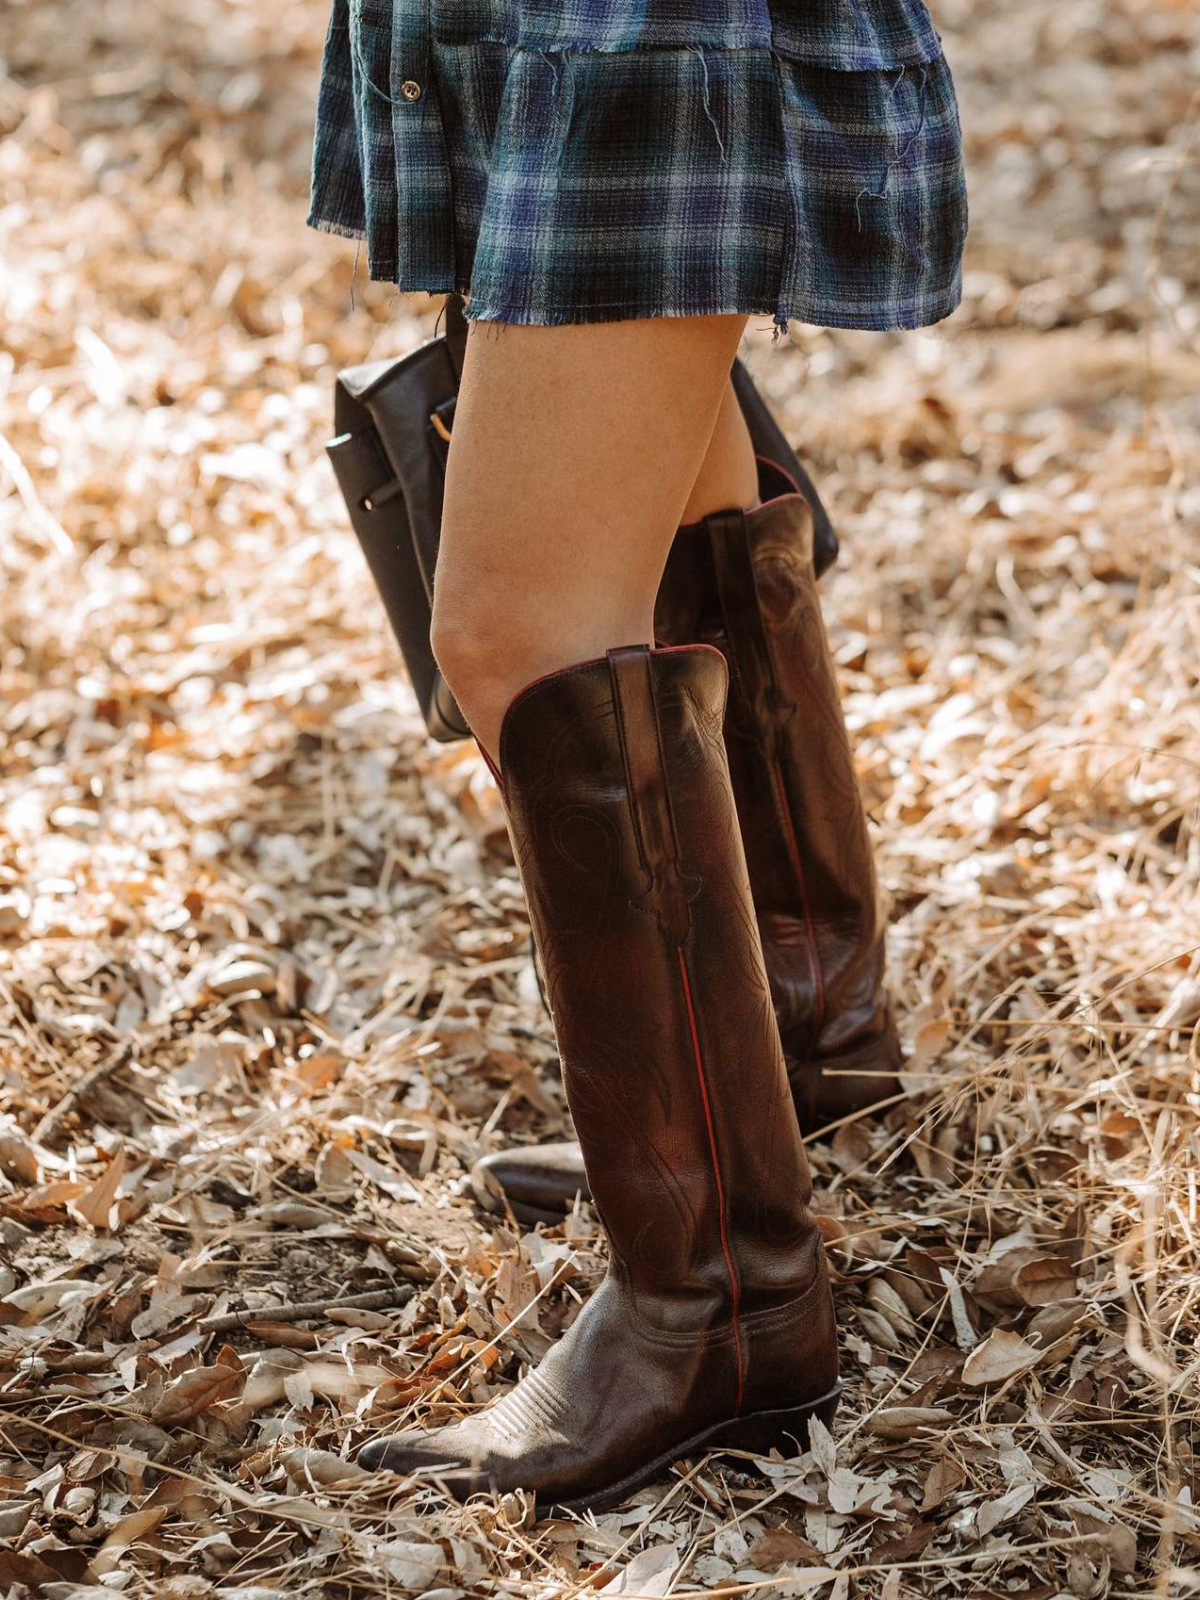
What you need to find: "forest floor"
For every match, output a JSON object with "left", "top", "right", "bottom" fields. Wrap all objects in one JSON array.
[{"left": 2, "top": 0, "right": 1200, "bottom": 1594}]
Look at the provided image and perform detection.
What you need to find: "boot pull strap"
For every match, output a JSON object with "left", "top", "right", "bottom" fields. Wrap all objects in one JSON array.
[
  {"left": 707, "top": 511, "right": 796, "bottom": 745},
  {"left": 607, "top": 645, "right": 700, "bottom": 946}
]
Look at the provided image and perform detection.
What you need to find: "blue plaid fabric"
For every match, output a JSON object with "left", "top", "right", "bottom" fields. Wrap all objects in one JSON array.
[{"left": 307, "top": 0, "right": 967, "bottom": 333}]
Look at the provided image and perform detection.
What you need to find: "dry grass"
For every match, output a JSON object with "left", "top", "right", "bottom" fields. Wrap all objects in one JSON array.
[{"left": 2, "top": 0, "right": 1199, "bottom": 1594}]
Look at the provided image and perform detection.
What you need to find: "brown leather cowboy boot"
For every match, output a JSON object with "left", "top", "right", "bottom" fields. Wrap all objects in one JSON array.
[
  {"left": 359, "top": 644, "right": 840, "bottom": 1509},
  {"left": 472, "top": 458, "right": 901, "bottom": 1223}
]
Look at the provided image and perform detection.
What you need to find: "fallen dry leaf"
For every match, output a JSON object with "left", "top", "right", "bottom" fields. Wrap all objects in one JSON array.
[
  {"left": 961, "top": 1328, "right": 1044, "bottom": 1388},
  {"left": 1013, "top": 1254, "right": 1077, "bottom": 1307},
  {"left": 151, "top": 1363, "right": 245, "bottom": 1426},
  {"left": 920, "top": 1456, "right": 967, "bottom": 1512},
  {"left": 283, "top": 1448, "right": 372, "bottom": 1487},
  {"left": 0, "top": 1551, "right": 61, "bottom": 1588},
  {"left": 69, "top": 1147, "right": 127, "bottom": 1229},
  {"left": 0, "top": 1133, "right": 40, "bottom": 1185},
  {"left": 748, "top": 1528, "right": 825, "bottom": 1571},
  {"left": 862, "top": 1406, "right": 956, "bottom": 1439},
  {"left": 93, "top": 1506, "right": 169, "bottom": 1572}
]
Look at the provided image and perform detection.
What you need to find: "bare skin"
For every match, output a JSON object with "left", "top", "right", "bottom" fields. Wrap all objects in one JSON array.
[
  {"left": 681, "top": 369, "right": 762, "bottom": 526},
  {"left": 431, "top": 314, "right": 760, "bottom": 769}
]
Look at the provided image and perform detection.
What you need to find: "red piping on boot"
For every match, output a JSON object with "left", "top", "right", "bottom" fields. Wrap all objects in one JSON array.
[{"left": 677, "top": 943, "right": 745, "bottom": 1414}]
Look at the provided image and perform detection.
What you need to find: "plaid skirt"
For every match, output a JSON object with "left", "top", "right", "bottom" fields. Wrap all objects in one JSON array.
[{"left": 306, "top": 0, "right": 968, "bottom": 334}]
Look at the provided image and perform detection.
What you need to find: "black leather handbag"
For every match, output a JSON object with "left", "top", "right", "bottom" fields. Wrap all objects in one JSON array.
[{"left": 326, "top": 292, "right": 839, "bottom": 743}]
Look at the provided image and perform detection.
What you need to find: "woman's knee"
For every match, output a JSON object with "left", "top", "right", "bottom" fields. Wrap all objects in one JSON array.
[
  {"left": 432, "top": 581, "right": 655, "bottom": 742},
  {"left": 430, "top": 592, "right": 542, "bottom": 712}
]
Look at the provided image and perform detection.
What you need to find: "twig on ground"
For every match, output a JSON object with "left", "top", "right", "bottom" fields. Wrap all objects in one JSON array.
[
  {"left": 32, "top": 1046, "right": 131, "bottom": 1145},
  {"left": 198, "top": 1288, "right": 412, "bottom": 1333}
]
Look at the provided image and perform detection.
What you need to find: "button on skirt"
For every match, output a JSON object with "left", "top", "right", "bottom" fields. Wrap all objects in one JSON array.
[{"left": 307, "top": 3, "right": 968, "bottom": 333}]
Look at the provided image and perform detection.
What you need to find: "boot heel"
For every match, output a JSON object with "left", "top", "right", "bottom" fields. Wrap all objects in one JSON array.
[{"left": 716, "top": 1384, "right": 840, "bottom": 1458}]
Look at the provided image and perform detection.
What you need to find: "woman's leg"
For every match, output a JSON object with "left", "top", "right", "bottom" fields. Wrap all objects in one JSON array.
[
  {"left": 361, "top": 313, "right": 839, "bottom": 1501},
  {"left": 680, "top": 373, "right": 762, "bottom": 525},
  {"left": 431, "top": 314, "right": 753, "bottom": 768}
]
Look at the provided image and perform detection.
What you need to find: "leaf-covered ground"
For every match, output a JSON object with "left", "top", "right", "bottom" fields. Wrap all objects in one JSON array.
[{"left": 2, "top": 0, "right": 1199, "bottom": 1594}]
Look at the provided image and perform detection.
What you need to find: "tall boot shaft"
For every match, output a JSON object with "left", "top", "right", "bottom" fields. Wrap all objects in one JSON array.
[
  {"left": 499, "top": 643, "right": 824, "bottom": 1330},
  {"left": 654, "top": 459, "right": 900, "bottom": 1123}
]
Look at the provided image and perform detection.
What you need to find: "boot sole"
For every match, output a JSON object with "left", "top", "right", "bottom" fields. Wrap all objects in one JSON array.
[
  {"left": 495, "top": 1195, "right": 575, "bottom": 1228},
  {"left": 548, "top": 1380, "right": 841, "bottom": 1517}
]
